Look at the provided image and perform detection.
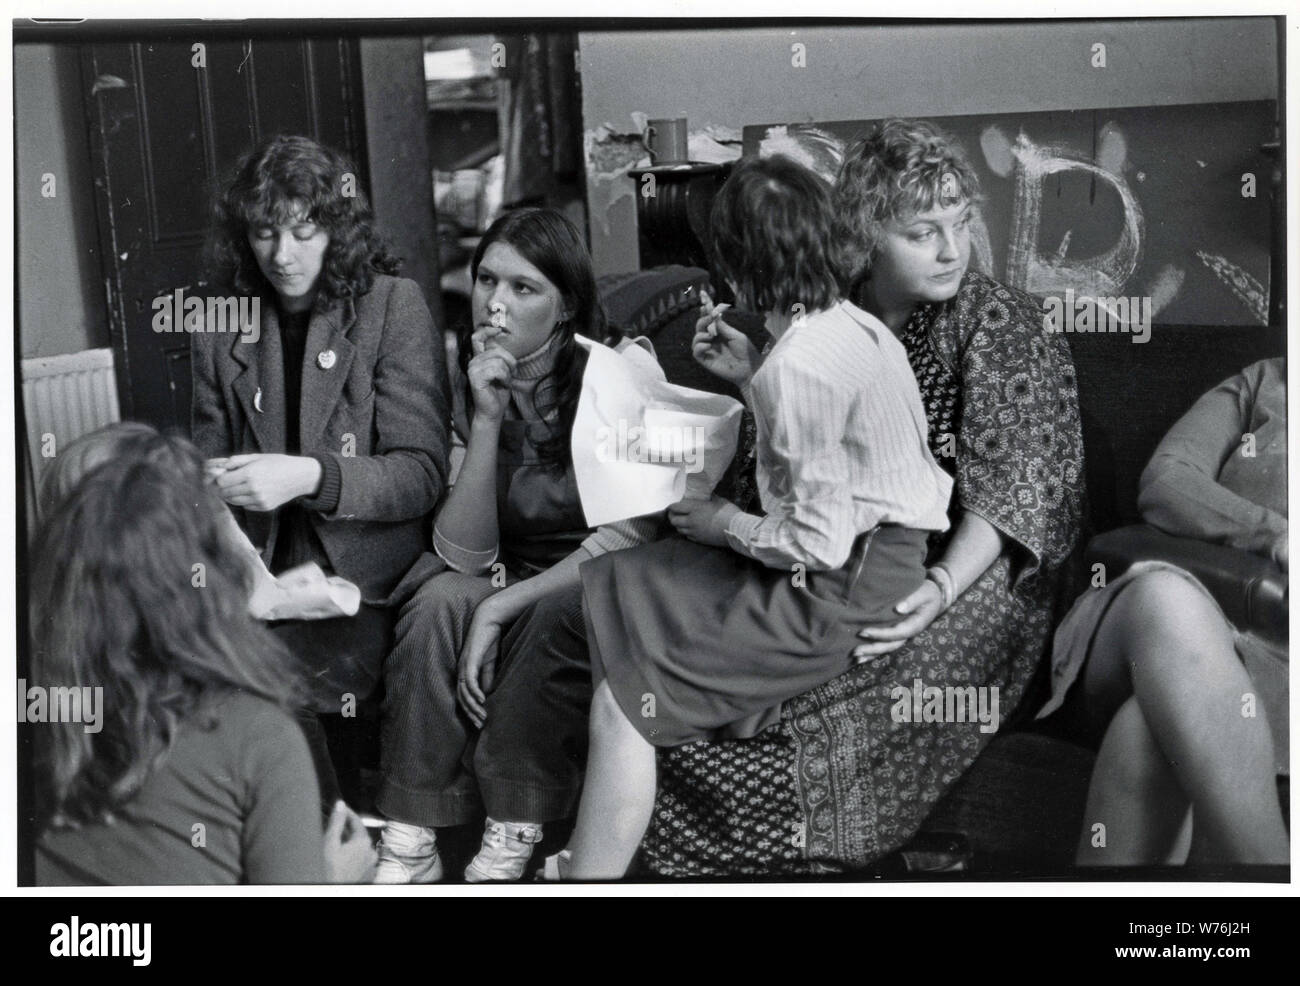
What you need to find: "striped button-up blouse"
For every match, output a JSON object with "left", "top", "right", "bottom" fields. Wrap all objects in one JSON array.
[{"left": 726, "top": 300, "right": 953, "bottom": 571}]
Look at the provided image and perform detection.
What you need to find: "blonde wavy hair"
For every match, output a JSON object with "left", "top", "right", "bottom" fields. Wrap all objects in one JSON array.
[{"left": 834, "top": 118, "right": 982, "bottom": 285}]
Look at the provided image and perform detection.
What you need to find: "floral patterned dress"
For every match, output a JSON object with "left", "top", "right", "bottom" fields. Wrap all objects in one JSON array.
[{"left": 640, "top": 271, "right": 1087, "bottom": 875}]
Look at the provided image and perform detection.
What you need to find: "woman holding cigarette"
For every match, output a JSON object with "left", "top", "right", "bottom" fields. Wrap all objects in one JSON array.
[
  {"left": 374, "top": 208, "right": 660, "bottom": 882},
  {"left": 549, "top": 154, "right": 955, "bottom": 879},
  {"left": 192, "top": 134, "right": 450, "bottom": 811},
  {"left": 636, "top": 119, "right": 1087, "bottom": 875}
]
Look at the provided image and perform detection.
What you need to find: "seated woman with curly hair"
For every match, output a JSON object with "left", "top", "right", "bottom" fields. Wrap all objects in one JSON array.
[
  {"left": 33, "top": 424, "right": 376, "bottom": 884},
  {"left": 549, "top": 153, "right": 954, "bottom": 880},
  {"left": 635, "top": 118, "right": 1087, "bottom": 875},
  {"left": 194, "top": 135, "right": 450, "bottom": 810}
]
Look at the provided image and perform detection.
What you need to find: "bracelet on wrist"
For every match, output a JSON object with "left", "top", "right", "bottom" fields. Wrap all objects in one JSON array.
[{"left": 926, "top": 564, "right": 957, "bottom": 610}]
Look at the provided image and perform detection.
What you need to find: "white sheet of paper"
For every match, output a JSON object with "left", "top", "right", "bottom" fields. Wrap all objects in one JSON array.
[
  {"left": 572, "top": 335, "right": 743, "bottom": 527},
  {"left": 217, "top": 504, "right": 362, "bottom": 621},
  {"left": 247, "top": 562, "right": 362, "bottom": 622}
]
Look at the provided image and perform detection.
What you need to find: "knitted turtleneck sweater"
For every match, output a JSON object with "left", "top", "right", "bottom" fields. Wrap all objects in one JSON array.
[
  {"left": 438, "top": 331, "right": 659, "bottom": 577},
  {"left": 499, "top": 333, "right": 563, "bottom": 430}
]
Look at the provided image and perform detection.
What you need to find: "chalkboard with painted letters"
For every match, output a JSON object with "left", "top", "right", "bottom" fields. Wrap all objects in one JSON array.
[{"left": 743, "top": 101, "right": 1277, "bottom": 327}]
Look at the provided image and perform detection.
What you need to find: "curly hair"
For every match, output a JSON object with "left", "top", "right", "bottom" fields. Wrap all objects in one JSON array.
[
  {"left": 460, "top": 208, "right": 610, "bottom": 470},
  {"left": 709, "top": 154, "right": 845, "bottom": 315},
  {"left": 207, "top": 134, "right": 400, "bottom": 309},
  {"left": 30, "top": 424, "right": 304, "bottom": 830},
  {"left": 834, "top": 118, "right": 982, "bottom": 285}
]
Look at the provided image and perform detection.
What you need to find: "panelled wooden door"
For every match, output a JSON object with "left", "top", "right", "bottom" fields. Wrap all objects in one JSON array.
[{"left": 83, "top": 38, "right": 368, "bottom": 434}]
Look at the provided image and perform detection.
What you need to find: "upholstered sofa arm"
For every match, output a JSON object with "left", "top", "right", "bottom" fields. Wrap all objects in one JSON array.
[
  {"left": 1085, "top": 524, "right": 1287, "bottom": 640},
  {"left": 596, "top": 265, "right": 712, "bottom": 340}
]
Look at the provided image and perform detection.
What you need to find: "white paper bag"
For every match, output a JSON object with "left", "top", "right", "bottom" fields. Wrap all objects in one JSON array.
[{"left": 572, "top": 334, "right": 743, "bottom": 527}]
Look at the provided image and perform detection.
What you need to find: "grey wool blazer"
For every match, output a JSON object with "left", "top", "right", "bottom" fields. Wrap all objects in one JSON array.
[{"left": 192, "top": 274, "right": 451, "bottom": 602}]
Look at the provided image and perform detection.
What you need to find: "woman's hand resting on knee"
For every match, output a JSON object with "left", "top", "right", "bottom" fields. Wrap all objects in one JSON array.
[
  {"left": 853, "top": 580, "right": 945, "bottom": 661},
  {"left": 854, "top": 513, "right": 1005, "bottom": 661},
  {"left": 458, "top": 595, "right": 510, "bottom": 727}
]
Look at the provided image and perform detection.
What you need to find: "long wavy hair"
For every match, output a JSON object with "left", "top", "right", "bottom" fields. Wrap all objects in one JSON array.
[
  {"left": 461, "top": 208, "right": 609, "bottom": 470},
  {"left": 30, "top": 424, "right": 303, "bottom": 831},
  {"left": 207, "top": 134, "right": 400, "bottom": 309},
  {"left": 834, "top": 118, "right": 983, "bottom": 288}
]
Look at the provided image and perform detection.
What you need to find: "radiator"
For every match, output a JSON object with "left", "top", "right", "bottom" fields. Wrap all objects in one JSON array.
[{"left": 21, "top": 347, "right": 121, "bottom": 518}]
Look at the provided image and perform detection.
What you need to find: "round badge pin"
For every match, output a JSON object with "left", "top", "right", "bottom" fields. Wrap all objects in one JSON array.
[{"left": 317, "top": 349, "right": 337, "bottom": 370}]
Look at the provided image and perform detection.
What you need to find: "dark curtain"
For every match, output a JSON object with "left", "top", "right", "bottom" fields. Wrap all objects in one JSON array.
[{"left": 497, "top": 33, "right": 582, "bottom": 208}]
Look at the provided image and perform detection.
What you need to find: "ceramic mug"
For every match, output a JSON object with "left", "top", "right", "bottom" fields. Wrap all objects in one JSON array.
[{"left": 642, "top": 118, "right": 689, "bottom": 164}]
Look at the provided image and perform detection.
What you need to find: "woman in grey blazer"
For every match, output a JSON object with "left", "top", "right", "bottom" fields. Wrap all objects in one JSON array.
[{"left": 192, "top": 135, "right": 451, "bottom": 808}]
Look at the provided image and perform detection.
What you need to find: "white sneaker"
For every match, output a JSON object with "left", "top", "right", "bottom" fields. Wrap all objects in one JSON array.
[
  {"left": 464, "top": 818, "right": 544, "bottom": 882},
  {"left": 373, "top": 821, "right": 443, "bottom": 884}
]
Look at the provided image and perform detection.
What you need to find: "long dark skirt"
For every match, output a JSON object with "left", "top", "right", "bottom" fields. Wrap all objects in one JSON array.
[{"left": 581, "top": 528, "right": 928, "bottom": 748}]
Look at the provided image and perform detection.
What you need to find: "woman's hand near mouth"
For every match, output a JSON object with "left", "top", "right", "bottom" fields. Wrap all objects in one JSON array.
[
  {"left": 471, "top": 324, "right": 507, "bottom": 355},
  {"left": 467, "top": 337, "right": 517, "bottom": 423}
]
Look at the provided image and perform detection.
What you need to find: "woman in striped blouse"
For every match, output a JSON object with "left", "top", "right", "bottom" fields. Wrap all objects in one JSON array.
[
  {"left": 639, "top": 119, "right": 1086, "bottom": 877},
  {"left": 548, "top": 155, "right": 954, "bottom": 879}
]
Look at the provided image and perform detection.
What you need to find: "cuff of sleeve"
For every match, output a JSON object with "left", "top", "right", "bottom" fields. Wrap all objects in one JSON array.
[
  {"left": 724, "top": 510, "right": 763, "bottom": 555},
  {"left": 433, "top": 526, "right": 498, "bottom": 575},
  {"left": 300, "top": 454, "right": 342, "bottom": 513},
  {"left": 580, "top": 529, "right": 614, "bottom": 560},
  {"left": 581, "top": 516, "right": 657, "bottom": 559}
]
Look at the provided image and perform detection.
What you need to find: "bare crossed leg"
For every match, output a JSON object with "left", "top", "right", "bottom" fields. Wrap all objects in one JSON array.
[{"left": 1076, "top": 570, "right": 1287, "bottom": 866}]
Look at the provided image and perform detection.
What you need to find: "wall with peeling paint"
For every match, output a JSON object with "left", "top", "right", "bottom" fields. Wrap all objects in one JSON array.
[
  {"left": 579, "top": 19, "right": 1278, "bottom": 276},
  {"left": 16, "top": 44, "right": 108, "bottom": 359}
]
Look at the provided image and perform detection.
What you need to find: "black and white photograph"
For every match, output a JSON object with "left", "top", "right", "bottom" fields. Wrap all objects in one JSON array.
[{"left": 4, "top": 5, "right": 1293, "bottom": 921}]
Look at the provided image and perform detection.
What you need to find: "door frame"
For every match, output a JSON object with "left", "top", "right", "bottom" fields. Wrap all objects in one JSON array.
[{"left": 80, "top": 36, "right": 368, "bottom": 427}]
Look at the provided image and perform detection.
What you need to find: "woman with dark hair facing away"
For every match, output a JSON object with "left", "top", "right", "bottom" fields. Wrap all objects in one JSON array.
[
  {"left": 193, "top": 135, "right": 450, "bottom": 809},
  {"left": 33, "top": 424, "right": 376, "bottom": 884},
  {"left": 634, "top": 119, "right": 1085, "bottom": 876},
  {"left": 374, "top": 208, "right": 661, "bottom": 882},
  {"left": 546, "top": 154, "right": 954, "bottom": 878}
]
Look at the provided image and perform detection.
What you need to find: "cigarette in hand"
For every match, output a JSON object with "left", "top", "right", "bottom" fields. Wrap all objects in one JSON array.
[{"left": 708, "top": 303, "right": 732, "bottom": 338}]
